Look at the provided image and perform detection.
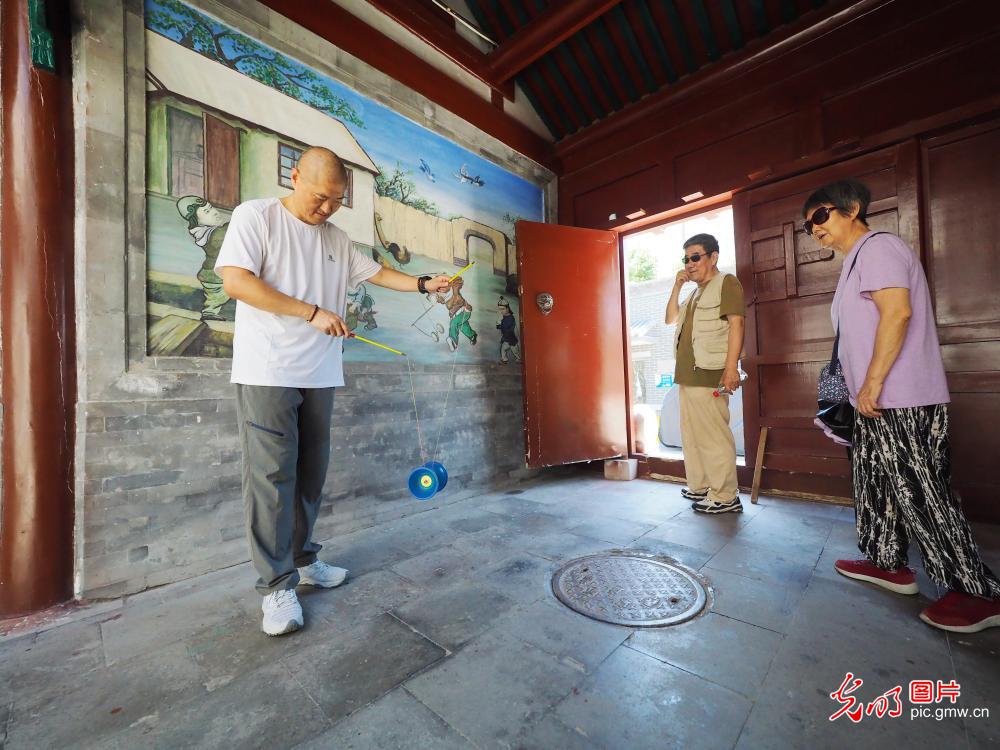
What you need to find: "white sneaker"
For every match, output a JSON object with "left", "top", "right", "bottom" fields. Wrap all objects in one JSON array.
[
  {"left": 261, "top": 589, "right": 303, "bottom": 636},
  {"left": 297, "top": 560, "right": 349, "bottom": 589}
]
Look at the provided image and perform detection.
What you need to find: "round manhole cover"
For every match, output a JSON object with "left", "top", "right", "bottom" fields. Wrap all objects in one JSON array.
[{"left": 551, "top": 553, "right": 708, "bottom": 627}]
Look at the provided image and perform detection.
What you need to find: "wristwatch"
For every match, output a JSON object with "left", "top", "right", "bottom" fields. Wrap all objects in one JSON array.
[{"left": 417, "top": 275, "right": 432, "bottom": 294}]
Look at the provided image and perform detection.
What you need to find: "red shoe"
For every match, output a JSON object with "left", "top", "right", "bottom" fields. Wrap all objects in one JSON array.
[
  {"left": 834, "top": 559, "right": 918, "bottom": 595},
  {"left": 920, "top": 591, "right": 1000, "bottom": 633}
]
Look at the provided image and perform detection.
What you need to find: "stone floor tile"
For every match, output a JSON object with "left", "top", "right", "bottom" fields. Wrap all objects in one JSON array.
[
  {"left": 405, "top": 630, "right": 585, "bottom": 750},
  {"left": 706, "top": 540, "right": 820, "bottom": 590},
  {"left": 292, "top": 687, "right": 474, "bottom": 750},
  {"left": 5, "top": 642, "right": 203, "bottom": 749},
  {"left": 473, "top": 554, "right": 555, "bottom": 606},
  {"left": 629, "top": 611, "right": 784, "bottom": 698},
  {"left": 391, "top": 581, "right": 518, "bottom": 651},
  {"left": 478, "top": 496, "right": 553, "bottom": 519},
  {"left": 283, "top": 613, "right": 445, "bottom": 723},
  {"left": 736, "top": 606, "right": 963, "bottom": 750},
  {"left": 101, "top": 584, "right": 245, "bottom": 665},
  {"left": 567, "top": 517, "right": 657, "bottom": 546},
  {"left": 626, "top": 540, "right": 715, "bottom": 570},
  {"left": 701, "top": 567, "right": 804, "bottom": 634},
  {"left": 553, "top": 645, "right": 752, "bottom": 750},
  {"left": 491, "top": 598, "right": 631, "bottom": 674},
  {"left": 304, "top": 569, "right": 426, "bottom": 625}
]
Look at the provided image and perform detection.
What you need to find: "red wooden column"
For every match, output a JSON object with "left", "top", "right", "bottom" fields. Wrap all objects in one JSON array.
[{"left": 0, "top": 0, "right": 76, "bottom": 616}]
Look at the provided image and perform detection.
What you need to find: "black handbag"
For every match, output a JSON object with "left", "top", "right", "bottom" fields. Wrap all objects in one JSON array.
[
  {"left": 815, "top": 232, "right": 886, "bottom": 444},
  {"left": 817, "top": 331, "right": 854, "bottom": 443}
]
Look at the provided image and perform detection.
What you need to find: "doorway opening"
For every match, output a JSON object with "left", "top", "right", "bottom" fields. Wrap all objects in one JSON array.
[{"left": 623, "top": 205, "right": 746, "bottom": 462}]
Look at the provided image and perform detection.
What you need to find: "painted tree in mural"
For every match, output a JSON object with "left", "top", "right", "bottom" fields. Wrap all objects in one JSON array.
[
  {"left": 147, "top": 0, "right": 364, "bottom": 128},
  {"left": 375, "top": 162, "right": 439, "bottom": 215}
]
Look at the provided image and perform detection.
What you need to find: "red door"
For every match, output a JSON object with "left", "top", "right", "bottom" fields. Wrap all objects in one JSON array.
[{"left": 515, "top": 221, "right": 629, "bottom": 468}]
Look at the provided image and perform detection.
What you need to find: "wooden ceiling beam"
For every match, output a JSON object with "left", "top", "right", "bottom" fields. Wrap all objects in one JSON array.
[
  {"left": 364, "top": 0, "right": 514, "bottom": 99},
  {"left": 485, "top": 0, "right": 625, "bottom": 84},
  {"left": 258, "top": 0, "right": 555, "bottom": 168}
]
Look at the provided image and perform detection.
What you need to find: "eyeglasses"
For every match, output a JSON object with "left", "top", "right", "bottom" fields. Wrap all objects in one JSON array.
[
  {"left": 804, "top": 205, "right": 837, "bottom": 235},
  {"left": 682, "top": 252, "right": 713, "bottom": 265}
]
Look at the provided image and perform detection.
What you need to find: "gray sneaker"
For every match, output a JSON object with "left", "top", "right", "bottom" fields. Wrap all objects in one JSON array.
[
  {"left": 692, "top": 497, "right": 743, "bottom": 514},
  {"left": 261, "top": 589, "right": 303, "bottom": 636},
  {"left": 297, "top": 560, "right": 349, "bottom": 588},
  {"left": 681, "top": 487, "right": 709, "bottom": 501}
]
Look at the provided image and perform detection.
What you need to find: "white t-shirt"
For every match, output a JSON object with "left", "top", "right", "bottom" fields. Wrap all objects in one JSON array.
[{"left": 215, "top": 197, "right": 382, "bottom": 387}]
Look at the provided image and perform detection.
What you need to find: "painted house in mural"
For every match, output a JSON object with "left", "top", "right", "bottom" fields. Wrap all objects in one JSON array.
[{"left": 144, "top": 32, "right": 378, "bottom": 355}]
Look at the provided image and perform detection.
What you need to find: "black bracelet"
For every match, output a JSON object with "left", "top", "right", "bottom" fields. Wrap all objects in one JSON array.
[
  {"left": 417, "top": 275, "right": 431, "bottom": 294},
  {"left": 306, "top": 303, "right": 319, "bottom": 323}
]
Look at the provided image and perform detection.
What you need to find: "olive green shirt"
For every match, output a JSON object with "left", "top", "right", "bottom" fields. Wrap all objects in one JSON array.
[{"left": 674, "top": 274, "right": 746, "bottom": 387}]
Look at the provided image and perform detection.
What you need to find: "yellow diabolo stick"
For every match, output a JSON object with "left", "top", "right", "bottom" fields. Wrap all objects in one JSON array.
[
  {"left": 349, "top": 333, "right": 406, "bottom": 356},
  {"left": 449, "top": 260, "right": 475, "bottom": 282}
]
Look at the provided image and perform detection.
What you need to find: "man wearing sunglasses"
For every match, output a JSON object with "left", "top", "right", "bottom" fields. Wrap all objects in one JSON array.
[{"left": 665, "top": 233, "right": 746, "bottom": 514}]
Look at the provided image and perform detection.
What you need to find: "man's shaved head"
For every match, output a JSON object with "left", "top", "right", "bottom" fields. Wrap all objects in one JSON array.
[
  {"left": 283, "top": 147, "right": 349, "bottom": 225},
  {"left": 296, "top": 147, "right": 348, "bottom": 185}
]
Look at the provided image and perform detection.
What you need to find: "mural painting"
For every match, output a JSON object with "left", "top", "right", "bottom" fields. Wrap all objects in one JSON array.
[{"left": 143, "top": 0, "right": 544, "bottom": 362}]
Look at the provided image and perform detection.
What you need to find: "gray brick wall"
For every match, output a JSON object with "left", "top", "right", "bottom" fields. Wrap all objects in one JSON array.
[{"left": 72, "top": 0, "right": 554, "bottom": 599}]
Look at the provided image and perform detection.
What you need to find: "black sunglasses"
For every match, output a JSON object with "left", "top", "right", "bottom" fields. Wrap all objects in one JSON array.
[
  {"left": 682, "top": 251, "right": 715, "bottom": 265},
  {"left": 804, "top": 205, "right": 837, "bottom": 235}
]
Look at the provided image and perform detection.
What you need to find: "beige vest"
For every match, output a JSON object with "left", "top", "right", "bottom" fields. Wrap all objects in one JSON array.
[{"left": 672, "top": 272, "right": 731, "bottom": 371}]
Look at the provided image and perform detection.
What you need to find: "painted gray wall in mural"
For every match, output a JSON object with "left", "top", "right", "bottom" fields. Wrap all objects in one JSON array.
[{"left": 144, "top": 0, "right": 543, "bottom": 363}]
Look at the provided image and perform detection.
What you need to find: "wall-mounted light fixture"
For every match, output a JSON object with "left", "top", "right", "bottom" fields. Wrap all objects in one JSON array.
[
  {"left": 681, "top": 192, "right": 704, "bottom": 203},
  {"left": 625, "top": 209, "right": 646, "bottom": 220},
  {"left": 608, "top": 212, "right": 618, "bottom": 221}
]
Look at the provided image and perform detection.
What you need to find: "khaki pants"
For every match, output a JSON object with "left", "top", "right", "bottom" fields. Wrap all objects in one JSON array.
[{"left": 679, "top": 385, "right": 738, "bottom": 504}]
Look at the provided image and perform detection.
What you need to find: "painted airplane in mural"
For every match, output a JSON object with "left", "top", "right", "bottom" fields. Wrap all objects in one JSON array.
[
  {"left": 418, "top": 158, "right": 436, "bottom": 182},
  {"left": 454, "top": 163, "right": 485, "bottom": 187}
]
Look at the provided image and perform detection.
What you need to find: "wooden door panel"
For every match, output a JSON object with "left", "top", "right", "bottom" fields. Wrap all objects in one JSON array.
[
  {"left": 923, "top": 118, "right": 1000, "bottom": 522},
  {"left": 516, "top": 221, "right": 629, "bottom": 468},
  {"left": 204, "top": 115, "right": 240, "bottom": 210},
  {"left": 755, "top": 296, "right": 835, "bottom": 355},
  {"left": 735, "top": 143, "right": 919, "bottom": 500}
]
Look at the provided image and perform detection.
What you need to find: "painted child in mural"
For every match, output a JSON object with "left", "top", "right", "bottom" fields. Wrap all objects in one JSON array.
[
  {"left": 496, "top": 296, "right": 521, "bottom": 364},
  {"left": 176, "top": 195, "right": 231, "bottom": 321},
  {"left": 346, "top": 283, "right": 378, "bottom": 331},
  {"left": 434, "top": 275, "right": 477, "bottom": 351}
]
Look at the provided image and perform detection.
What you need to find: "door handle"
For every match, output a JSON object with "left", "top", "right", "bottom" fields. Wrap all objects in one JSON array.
[{"left": 536, "top": 292, "right": 554, "bottom": 315}]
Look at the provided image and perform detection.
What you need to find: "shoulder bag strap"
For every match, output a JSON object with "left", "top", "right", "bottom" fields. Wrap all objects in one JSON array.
[{"left": 830, "top": 231, "right": 888, "bottom": 368}]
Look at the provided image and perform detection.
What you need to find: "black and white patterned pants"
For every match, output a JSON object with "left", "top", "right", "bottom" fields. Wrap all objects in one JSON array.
[{"left": 852, "top": 404, "right": 1000, "bottom": 599}]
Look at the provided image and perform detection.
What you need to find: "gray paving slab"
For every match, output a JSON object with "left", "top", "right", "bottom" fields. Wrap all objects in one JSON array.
[
  {"left": 390, "top": 580, "right": 518, "bottom": 651},
  {"left": 706, "top": 539, "right": 820, "bottom": 590},
  {"left": 303, "top": 569, "right": 426, "bottom": 624},
  {"left": 567, "top": 516, "right": 657, "bottom": 545},
  {"left": 627, "top": 539, "right": 715, "bottom": 570},
  {"left": 291, "top": 687, "right": 474, "bottom": 750},
  {"left": 700, "top": 567, "right": 805, "bottom": 634},
  {"left": 389, "top": 544, "right": 492, "bottom": 590},
  {"left": 637, "top": 516, "right": 741, "bottom": 556},
  {"left": 628, "top": 611, "right": 784, "bottom": 698},
  {"left": 553, "top": 645, "right": 752, "bottom": 750},
  {"left": 736, "top": 599, "right": 965, "bottom": 749},
  {"left": 283, "top": 613, "right": 446, "bottom": 723},
  {"left": 5, "top": 642, "right": 203, "bottom": 749},
  {"left": 473, "top": 554, "right": 556, "bottom": 606},
  {"left": 100, "top": 582, "right": 245, "bottom": 665},
  {"left": 405, "top": 630, "right": 586, "bottom": 750},
  {"left": 491, "top": 598, "right": 631, "bottom": 674}
]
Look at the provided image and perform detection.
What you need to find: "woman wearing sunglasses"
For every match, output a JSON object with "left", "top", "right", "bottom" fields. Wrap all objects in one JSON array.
[{"left": 804, "top": 179, "right": 1000, "bottom": 632}]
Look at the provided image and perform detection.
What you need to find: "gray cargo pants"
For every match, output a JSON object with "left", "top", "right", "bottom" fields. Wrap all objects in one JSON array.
[{"left": 236, "top": 384, "right": 335, "bottom": 595}]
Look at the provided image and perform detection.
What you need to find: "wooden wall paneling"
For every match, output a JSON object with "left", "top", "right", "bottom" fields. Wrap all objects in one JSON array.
[
  {"left": 736, "top": 144, "right": 917, "bottom": 499},
  {"left": 922, "top": 117, "right": 1000, "bottom": 522}
]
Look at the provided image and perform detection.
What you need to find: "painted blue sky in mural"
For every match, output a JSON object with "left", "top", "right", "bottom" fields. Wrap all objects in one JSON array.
[{"left": 144, "top": 0, "right": 544, "bottom": 232}]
